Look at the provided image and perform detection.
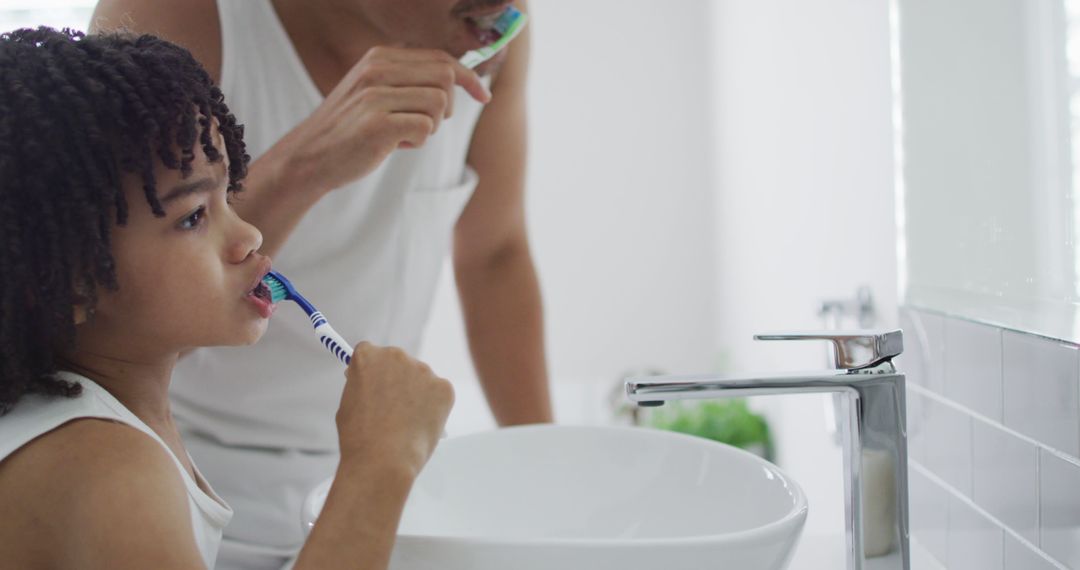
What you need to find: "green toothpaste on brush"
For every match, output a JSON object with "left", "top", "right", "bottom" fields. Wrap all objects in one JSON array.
[{"left": 459, "top": 6, "right": 528, "bottom": 69}]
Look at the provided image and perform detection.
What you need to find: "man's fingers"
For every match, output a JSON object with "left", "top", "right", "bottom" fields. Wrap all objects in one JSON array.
[
  {"left": 387, "top": 113, "right": 437, "bottom": 148},
  {"left": 357, "top": 64, "right": 458, "bottom": 118},
  {"left": 357, "top": 46, "right": 492, "bottom": 104},
  {"left": 369, "top": 86, "right": 448, "bottom": 130},
  {"left": 449, "top": 58, "right": 492, "bottom": 104}
]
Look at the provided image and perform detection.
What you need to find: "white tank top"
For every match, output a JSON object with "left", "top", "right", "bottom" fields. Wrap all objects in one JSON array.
[
  {"left": 0, "top": 372, "right": 233, "bottom": 568},
  {"left": 171, "top": 0, "right": 487, "bottom": 450}
]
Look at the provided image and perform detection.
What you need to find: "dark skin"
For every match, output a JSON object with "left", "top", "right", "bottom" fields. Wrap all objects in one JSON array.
[
  {"left": 90, "top": 0, "right": 552, "bottom": 426},
  {"left": 0, "top": 144, "right": 454, "bottom": 570}
]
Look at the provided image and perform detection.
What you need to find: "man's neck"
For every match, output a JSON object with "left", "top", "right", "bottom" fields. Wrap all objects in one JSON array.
[{"left": 271, "top": 0, "right": 384, "bottom": 74}]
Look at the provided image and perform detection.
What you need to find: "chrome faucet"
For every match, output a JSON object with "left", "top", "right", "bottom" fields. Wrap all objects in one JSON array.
[{"left": 625, "top": 330, "right": 909, "bottom": 570}]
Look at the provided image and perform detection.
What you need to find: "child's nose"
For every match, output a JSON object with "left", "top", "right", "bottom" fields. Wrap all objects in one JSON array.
[{"left": 228, "top": 213, "right": 264, "bottom": 263}]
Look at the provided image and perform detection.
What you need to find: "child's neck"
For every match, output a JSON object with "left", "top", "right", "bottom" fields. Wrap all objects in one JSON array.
[
  {"left": 61, "top": 343, "right": 178, "bottom": 426},
  {"left": 60, "top": 346, "right": 200, "bottom": 486}
]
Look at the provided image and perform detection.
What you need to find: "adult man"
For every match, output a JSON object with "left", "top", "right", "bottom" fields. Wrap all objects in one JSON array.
[{"left": 90, "top": 0, "right": 551, "bottom": 567}]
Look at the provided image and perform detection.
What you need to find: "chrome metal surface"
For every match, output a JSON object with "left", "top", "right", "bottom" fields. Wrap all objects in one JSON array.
[
  {"left": 820, "top": 286, "right": 877, "bottom": 330},
  {"left": 754, "top": 330, "right": 903, "bottom": 371},
  {"left": 625, "top": 330, "right": 909, "bottom": 570}
]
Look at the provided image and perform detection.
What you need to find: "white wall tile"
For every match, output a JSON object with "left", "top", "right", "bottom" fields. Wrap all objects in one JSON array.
[
  {"left": 907, "top": 316, "right": 1080, "bottom": 569},
  {"left": 945, "top": 318, "right": 1003, "bottom": 421},
  {"left": 948, "top": 497, "right": 1004, "bottom": 570},
  {"left": 1002, "top": 331, "right": 1080, "bottom": 460},
  {"left": 911, "top": 467, "right": 950, "bottom": 564},
  {"left": 1040, "top": 450, "right": 1080, "bottom": 568},
  {"left": 908, "top": 390, "right": 928, "bottom": 465},
  {"left": 1005, "top": 533, "right": 1065, "bottom": 570},
  {"left": 924, "top": 397, "right": 974, "bottom": 496},
  {"left": 899, "top": 308, "right": 946, "bottom": 394},
  {"left": 972, "top": 418, "right": 1038, "bottom": 542},
  {"left": 907, "top": 388, "right": 933, "bottom": 466}
]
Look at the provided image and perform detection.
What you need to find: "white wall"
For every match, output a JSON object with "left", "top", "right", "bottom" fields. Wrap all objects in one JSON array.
[
  {"left": 425, "top": 0, "right": 899, "bottom": 551},
  {"left": 421, "top": 0, "right": 720, "bottom": 433},
  {"left": 711, "top": 0, "right": 898, "bottom": 555},
  {"left": 4, "top": 0, "right": 898, "bottom": 552},
  {"left": 6, "top": 0, "right": 901, "bottom": 562}
]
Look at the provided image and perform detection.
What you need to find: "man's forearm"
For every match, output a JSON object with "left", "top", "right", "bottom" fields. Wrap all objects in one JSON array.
[
  {"left": 232, "top": 138, "right": 329, "bottom": 258},
  {"left": 456, "top": 242, "right": 552, "bottom": 426}
]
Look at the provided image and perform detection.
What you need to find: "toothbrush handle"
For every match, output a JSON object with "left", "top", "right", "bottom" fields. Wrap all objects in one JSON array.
[
  {"left": 310, "top": 312, "right": 353, "bottom": 365},
  {"left": 310, "top": 311, "right": 448, "bottom": 439}
]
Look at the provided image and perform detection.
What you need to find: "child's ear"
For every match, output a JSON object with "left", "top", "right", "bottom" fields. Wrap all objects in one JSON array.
[
  {"left": 72, "top": 287, "right": 95, "bottom": 326},
  {"left": 73, "top": 302, "right": 91, "bottom": 326}
]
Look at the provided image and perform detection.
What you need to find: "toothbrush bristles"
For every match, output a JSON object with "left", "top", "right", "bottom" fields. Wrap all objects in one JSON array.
[
  {"left": 493, "top": 7, "right": 520, "bottom": 35},
  {"left": 262, "top": 274, "right": 289, "bottom": 303}
]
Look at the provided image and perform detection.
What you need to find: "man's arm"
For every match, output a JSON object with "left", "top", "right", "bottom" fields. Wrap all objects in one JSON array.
[
  {"left": 454, "top": 13, "right": 553, "bottom": 426},
  {"left": 90, "top": 0, "right": 222, "bottom": 79},
  {"left": 91, "top": 0, "right": 490, "bottom": 258}
]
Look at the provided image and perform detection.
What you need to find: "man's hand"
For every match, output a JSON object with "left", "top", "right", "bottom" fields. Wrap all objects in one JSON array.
[{"left": 277, "top": 47, "right": 491, "bottom": 197}]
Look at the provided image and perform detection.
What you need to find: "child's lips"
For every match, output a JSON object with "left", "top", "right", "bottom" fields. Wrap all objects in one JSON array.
[
  {"left": 244, "top": 258, "right": 275, "bottom": 318},
  {"left": 251, "top": 280, "right": 273, "bottom": 303},
  {"left": 246, "top": 289, "right": 276, "bottom": 318},
  {"left": 244, "top": 258, "right": 274, "bottom": 295}
]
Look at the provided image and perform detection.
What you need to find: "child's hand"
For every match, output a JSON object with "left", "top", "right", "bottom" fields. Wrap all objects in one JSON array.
[{"left": 336, "top": 342, "right": 454, "bottom": 477}]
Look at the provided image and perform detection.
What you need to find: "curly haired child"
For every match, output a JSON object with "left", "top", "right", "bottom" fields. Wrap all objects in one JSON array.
[{"left": 0, "top": 27, "right": 453, "bottom": 570}]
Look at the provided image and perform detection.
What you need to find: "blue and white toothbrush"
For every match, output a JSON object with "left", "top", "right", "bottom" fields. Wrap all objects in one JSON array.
[
  {"left": 261, "top": 270, "right": 353, "bottom": 365},
  {"left": 263, "top": 270, "right": 449, "bottom": 438}
]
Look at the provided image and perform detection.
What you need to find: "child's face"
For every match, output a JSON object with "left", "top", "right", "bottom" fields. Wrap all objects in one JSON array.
[{"left": 83, "top": 138, "right": 271, "bottom": 355}]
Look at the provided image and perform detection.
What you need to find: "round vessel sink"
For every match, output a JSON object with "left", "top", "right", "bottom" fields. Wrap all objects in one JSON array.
[{"left": 303, "top": 425, "right": 807, "bottom": 570}]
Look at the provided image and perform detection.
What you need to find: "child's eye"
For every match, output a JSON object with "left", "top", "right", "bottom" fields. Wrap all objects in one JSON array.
[{"left": 179, "top": 206, "right": 207, "bottom": 230}]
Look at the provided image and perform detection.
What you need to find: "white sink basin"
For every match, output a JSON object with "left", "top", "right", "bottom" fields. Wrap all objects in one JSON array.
[{"left": 303, "top": 425, "right": 808, "bottom": 570}]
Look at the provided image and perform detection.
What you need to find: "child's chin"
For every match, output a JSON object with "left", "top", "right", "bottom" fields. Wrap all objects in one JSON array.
[{"left": 229, "top": 321, "right": 269, "bottom": 346}]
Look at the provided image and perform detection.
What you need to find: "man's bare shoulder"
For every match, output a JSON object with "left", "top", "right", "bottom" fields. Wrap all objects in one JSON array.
[
  {"left": 90, "top": 0, "right": 223, "bottom": 83},
  {"left": 0, "top": 418, "right": 199, "bottom": 569}
]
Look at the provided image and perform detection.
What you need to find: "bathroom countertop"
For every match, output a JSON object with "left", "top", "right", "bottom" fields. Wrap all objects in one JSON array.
[{"left": 788, "top": 532, "right": 945, "bottom": 570}]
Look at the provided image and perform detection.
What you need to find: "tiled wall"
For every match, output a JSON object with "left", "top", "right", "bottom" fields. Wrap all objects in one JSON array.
[{"left": 899, "top": 307, "right": 1080, "bottom": 570}]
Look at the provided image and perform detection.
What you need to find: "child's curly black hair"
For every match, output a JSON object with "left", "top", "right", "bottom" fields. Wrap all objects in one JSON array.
[{"left": 0, "top": 27, "right": 250, "bottom": 414}]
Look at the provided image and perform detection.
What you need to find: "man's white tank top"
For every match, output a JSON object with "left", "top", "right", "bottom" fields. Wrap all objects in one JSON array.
[
  {"left": 170, "top": 0, "right": 486, "bottom": 451},
  {"left": 0, "top": 372, "right": 233, "bottom": 568}
]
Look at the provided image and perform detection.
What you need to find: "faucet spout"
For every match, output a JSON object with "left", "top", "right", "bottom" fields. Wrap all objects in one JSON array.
[
  {"left": 627, "top": 367, "right": 869, "bottom": 405},
  {"left": 625, "top": 332, "right": 909, "bottom": 570}
]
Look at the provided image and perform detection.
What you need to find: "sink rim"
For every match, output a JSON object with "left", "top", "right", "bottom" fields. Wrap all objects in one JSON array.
[{"left": 397, "top": 424, "right": 809, "bottom": 548}]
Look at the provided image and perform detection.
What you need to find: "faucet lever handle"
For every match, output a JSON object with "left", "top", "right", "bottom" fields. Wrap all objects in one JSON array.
[{"left": 754, "top": 329, "right": 904, "bottom": 371}]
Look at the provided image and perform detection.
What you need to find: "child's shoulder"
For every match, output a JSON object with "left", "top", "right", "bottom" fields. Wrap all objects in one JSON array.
[
  {"left": 0, "top": 418, "right": 191, "bottom": 566},
  {"left": 0, "top": 416, "right": 187, "bottom": 504}
]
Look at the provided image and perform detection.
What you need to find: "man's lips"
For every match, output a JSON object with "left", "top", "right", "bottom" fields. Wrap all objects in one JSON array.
[
  {"left": 462, "top": 4, "right": 515, "bottom": 48},
  {"left": 465, "top": 18, "right": 503, "bottom": 46},
  {"left": 453, "top": 0, "right": 513, "bottom": 20}
]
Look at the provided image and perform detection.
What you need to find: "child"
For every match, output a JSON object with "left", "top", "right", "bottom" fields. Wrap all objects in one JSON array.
[{"left": 0, "top": 27, "right": 453, "bottom": 570}]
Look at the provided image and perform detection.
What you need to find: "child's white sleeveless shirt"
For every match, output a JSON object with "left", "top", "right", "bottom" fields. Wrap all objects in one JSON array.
[{"left": 0, "top": 372, "right": 233, "bottom": 568}]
